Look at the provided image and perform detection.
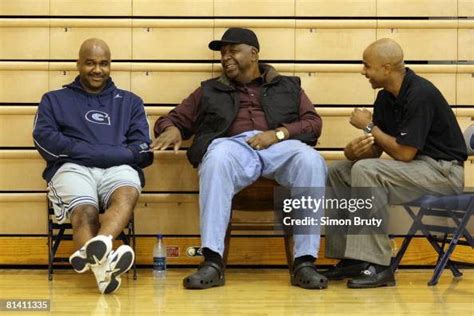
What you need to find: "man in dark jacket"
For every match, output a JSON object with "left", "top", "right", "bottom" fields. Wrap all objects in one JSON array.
[
  {"left": 152, "top": 28, "right": 328, "bottom": 289},
  {"left": 33, "top": 38, "right": 153, "bottom": 294}
]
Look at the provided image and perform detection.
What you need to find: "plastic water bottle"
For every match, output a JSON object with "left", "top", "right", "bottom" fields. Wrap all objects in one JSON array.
[{"left": 153, "top": 234, "right": 166, "bottom": 278}]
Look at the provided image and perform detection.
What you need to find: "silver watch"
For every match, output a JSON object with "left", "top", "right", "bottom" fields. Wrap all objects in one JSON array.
[{"left": 363, "top": 122, "right": 374, "bottom": 134}]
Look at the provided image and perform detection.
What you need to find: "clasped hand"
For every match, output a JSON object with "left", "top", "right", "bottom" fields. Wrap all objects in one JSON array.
[{"left": 350, "top": 108, "right": 372, "bottom": 129}]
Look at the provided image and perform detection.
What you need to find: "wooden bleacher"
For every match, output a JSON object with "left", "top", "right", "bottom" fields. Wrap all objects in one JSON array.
[{"left": 0, "top": 0, "right": 472, "bottom": 266}]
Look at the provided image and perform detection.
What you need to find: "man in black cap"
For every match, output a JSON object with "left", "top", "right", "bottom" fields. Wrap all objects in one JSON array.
[{"left": 152, "top": 28, "right": 328, "bottom": 289}]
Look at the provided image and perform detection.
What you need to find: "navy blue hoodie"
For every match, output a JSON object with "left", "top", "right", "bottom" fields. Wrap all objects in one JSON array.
[{"left": 33, "top": 76, "right": 153, "bottom": 186}]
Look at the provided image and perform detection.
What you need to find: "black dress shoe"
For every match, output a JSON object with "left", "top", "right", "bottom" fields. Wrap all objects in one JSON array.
[
  {"left": 347, "top": 265, "right": 396, "bottom": 288},
  {"left": 322, "top": 260, "right": 370, "bottom": 280}
]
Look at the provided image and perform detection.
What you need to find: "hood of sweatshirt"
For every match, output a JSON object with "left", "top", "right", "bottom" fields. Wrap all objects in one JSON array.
[{"left": 64, "top": 76, "right": 117, "bottom": 107}]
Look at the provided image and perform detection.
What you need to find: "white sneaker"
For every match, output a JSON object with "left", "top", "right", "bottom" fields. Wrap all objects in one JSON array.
[
  {"left": 69, "top": 235, "right": 113, "bottom": 273},
  {"left": 91, "top": 245, "right": 135, "bottom": 294}
]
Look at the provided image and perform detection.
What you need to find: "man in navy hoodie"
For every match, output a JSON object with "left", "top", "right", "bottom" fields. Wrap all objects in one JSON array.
[{"left": 33, "top": 38, "right": 153, "bottom": 294}]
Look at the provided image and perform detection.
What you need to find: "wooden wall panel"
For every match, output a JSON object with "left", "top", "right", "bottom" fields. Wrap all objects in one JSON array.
[
  {"left": 118, "top": 236, "right": 474, "bottom": 266},
  {"left": 318, "top": 108, "right": 364, "bottom": 148},
  {"left": 132, "top": 26, "right": 213, "bottom": 60},
  {"left": 0, "top": 194, "right": 46, "bottom": 234},
  {"left": 0, "top": 151, "right": 45, "bottom": 191},
  {"left": 0, "top": 70, "right": 48, "bottom": 103},
  {"left": 0, "top": 151, "right": 341, "bottom": 192},
  {"left": 143, "top": 152, "right": 198, "bottom": 192},
  {"left": 0, "top": 19, "right": 465, "bottom": 62},
  {"left": 4, "top": 106, "right": 472, "bottom": 150},
  {"left": 0, "top": 193, "right": 451, "bottom": 237},
  {"left": 457, "top": 109, "right": 474, "bottom": 187},
  {"left": 50, "top": 25, "right": 132, "bottom": 60},
  {"left": 0, "top": 63, "right": 465, "bottom": 104},
  {"left": 214, "top": 27, "right": 295, "bottom": 60},
  {"left": 458, "top": 21, "right": 474, "bottom": 61},
  {"left": 457, "top": 109, "right": 474, "bottom": 134},
  {"left": 0, "top": 150, "right": 199, "bottom": 192},
  {"left": 0, "top": 0, "right": 49, "bottom": 15},
  {"left": 295, "top": 24, "right": 375, "bottom": 60},
  {"left": 296, "top": 0, "right": 376, "bottom": 17},
  {"left": 0, "top": 107, "right": 36, "bottom": 147},
  {"left": 459, "top": 0, "right": 474, "bottom": 17},
  {"left": 465, "top": 162, "right": 474, "bottom": 187},
  {"left": 296, "top": 65, "right": 376, "bottom": 105},
  {"left": 377, "top": 21, "right": 458, "bottom": 61},
  {"left": 0, "top": 193, "right": 200, "bottom": 235},
  {"left": 0, "top": 26, "right": 49, "bottom": 59},
  {"left": 214, "top": 0, "right": 295, "bottom": 17},
  {"left": 1, "top": 187, "right": 473, "bottom": 235},
  {"left": 132, "top": 0, "right": 213, "bottom": 16},
  {"left": 0, "top": 64, "right": 130, "bottom": 103},
  {"left": 50, "top": 0, "right": 132, "bottom": 16},
  {"left": 376, "top": 0, "right": 458, "bottom": 17},
  {"left": 457, "top": 71, "right": 474, "bottom": 106},
  {"left": 0, "top": 236, "right": 472, "bottom": 266},
  {"left": 135, "top": 194, "right": 199, "bottom": 234},
  {"left": 4, "top": 149, "right": 472, "bottom": 191},
  {"left": 131, "top": 68, "right": 213, "bottom": 104}
]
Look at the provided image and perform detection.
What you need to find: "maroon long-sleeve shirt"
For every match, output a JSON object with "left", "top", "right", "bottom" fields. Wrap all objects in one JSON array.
[{"left": 154, "top": 76, "right": 322, "bottom": 140}]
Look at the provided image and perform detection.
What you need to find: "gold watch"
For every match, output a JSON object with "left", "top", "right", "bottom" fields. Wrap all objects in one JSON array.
[{"left": 275, "top": 129, "right": 285, "bottom": 142}]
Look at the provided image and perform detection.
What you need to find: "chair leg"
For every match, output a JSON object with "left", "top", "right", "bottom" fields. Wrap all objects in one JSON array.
[
  {"left": 429, "top": 241, "right": 460, "bottom": 286},
  {"left": 436, "top": 233, "right": 462, "bottom": 278},
  {"left": 130, "top": 216, "right": 137, "bottom": 280},
  {"left": 427, "top": 204, "right": 473, "bottom": 286},
  {"left": 417, "top": 225, "right": 462, "bottom": 279},
  {"left": 118, "top": 218, "right": 137, "bottom": 280},
  {"left": 49, "top": 226, "right": 65, "bottom": 280},
  {"left": 391, "top": 235, "right": 413, "bottom": 272},
  {"left": 391, "top": 206, "right": 423, "bottom": 272},
  {"left": 283, "top": 233, "right": 293, "bottom": 274},
  {"left": 48, "top": 221, "right": 53, "bottom": 281}
]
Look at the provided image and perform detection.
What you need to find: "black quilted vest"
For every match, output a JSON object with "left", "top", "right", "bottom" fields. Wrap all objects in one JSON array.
[{"left": 187, "top": 71, "right": 317, "bottom": 167}]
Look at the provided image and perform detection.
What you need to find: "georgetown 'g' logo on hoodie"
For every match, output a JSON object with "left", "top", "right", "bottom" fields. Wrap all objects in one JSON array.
[{"left": 85, "top": 110, "right": 111, "bottom": 125}]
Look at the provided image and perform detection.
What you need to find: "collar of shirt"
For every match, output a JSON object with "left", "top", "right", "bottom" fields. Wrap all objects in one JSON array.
[
  {"left": 384, "top": 67, "right": 415, "bottom": 110},
  {"left": 394, "top": 67, "right": 415, "bottom": 103},
  {"left": 232, "top": 75, "right": 265, "bottom": 89}
]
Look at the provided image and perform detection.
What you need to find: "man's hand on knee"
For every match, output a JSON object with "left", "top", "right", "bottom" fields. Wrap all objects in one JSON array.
[{"left": 247, "top": 130, "right": 281, "bottom": 150}]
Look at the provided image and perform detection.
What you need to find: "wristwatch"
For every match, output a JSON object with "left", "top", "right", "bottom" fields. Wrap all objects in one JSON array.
[
  {"left": 363, "top": 122, "right": 375, "bottom": 134},
  {"left": 275, "top": 129, "right": 285, "bottom": 142}
]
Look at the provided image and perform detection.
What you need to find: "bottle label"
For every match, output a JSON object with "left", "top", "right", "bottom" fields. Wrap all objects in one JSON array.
[{"left": 153, "top": 257, "right": 166, "bottom": 271}]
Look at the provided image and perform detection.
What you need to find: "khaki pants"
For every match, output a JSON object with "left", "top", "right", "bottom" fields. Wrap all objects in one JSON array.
[{"left": 325, "top": 156, "right": 464, "bottom": 265}]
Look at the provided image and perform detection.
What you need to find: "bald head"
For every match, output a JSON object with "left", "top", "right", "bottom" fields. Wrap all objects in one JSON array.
[
  {"left": 361, "top": 39, "right": 406, "bottom": 92},
  {"left": 364, "top": 38, "right": 405, "bottom": 71},
  {"left": 77, "top": 38, "right": 111, "bottom": 94},
  {"left": 78, "top": 38, "right": 111, "bottom": 60}
]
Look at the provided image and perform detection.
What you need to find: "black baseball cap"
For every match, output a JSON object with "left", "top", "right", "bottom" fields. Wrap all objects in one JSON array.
[{"left": 208, "top": 28, "right": 260, "bottom": 51}]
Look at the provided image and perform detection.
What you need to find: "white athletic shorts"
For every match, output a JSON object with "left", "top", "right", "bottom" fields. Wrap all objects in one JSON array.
[{"left": 47, "top": 163, "right": 142, "bottom": 224}]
